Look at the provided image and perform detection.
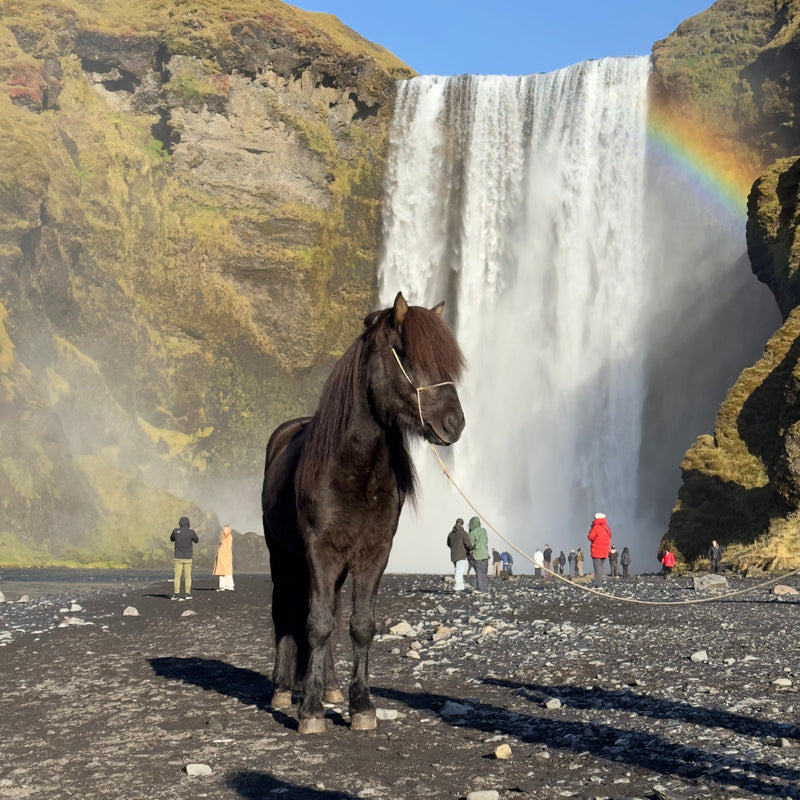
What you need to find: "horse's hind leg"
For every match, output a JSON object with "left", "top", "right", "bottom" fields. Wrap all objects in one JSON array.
[{"left": 269, "top": 561, "right": 308, "bottom": 709}]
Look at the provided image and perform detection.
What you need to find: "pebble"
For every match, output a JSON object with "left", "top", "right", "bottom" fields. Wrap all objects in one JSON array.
[
  {"left": 773, "top": 677, "right": 792, "bottom": 687},
  {"left": 466, "top": 792, "right": 500, "bottom": 800},
  {"left": 122, "top": 606, "right": 139, "bottom": 616},
  {"left": 494, "top": 743, "right": 512, "bottom": 759},
  {"left": 375, "top": 708, "right": 399, "bottom": 721},
  {"left": 690, "top": 649, "right": 708, "bottom": 662},
  {"left": 389, "top": 621, "right": 413, "bottom": 636},
  {"left": 543, "top": 697, "right": 562, "bottom": 710},
  {"left": 185, "top": 763, "right": 212, "bottom": 776},
  {"left": 772, "top": 584, "right": 798, "bottom": 596}
]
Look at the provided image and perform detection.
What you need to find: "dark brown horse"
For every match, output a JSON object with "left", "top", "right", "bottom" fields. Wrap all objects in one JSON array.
[{"left": 262, "top": 292, "right": 465, "bottom": 733}]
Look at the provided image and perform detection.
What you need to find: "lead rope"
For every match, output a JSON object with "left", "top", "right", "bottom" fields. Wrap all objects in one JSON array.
[
  {"left": 392, "top": 348, "right": 456, "bottom": 428},
  {"left": 427, "top": 444, "right": 800, "bottom": 606}
]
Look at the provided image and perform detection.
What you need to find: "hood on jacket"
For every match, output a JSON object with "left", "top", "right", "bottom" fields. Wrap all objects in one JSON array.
[
  {"left": 468, "top": 516, "right": 481, "bottom": 531},
  {"left": 179, "top": 516, "right": 190, "bottom": 528}
]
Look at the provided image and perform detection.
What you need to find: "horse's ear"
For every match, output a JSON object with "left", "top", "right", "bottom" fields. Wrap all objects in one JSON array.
[
  {"left": 392, "top": 292, "right": 408, "bottom": 327},
  {"left": 431, "top": 301, "right": 445, "bottom": 318}
]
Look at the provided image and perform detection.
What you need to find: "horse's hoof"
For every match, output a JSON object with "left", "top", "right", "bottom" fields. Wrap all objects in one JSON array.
[
  {"left": 323, "top": 688, "right": 345, "bottom": 704},
  {"left": 350, "top": 710, "right": 377, "bottom": 731},
  {"left": 271, "top": 691, "right": 293, "bottom": 710},
  {"left": 297, "top": 717, "right": 326, "bottom": 735}
]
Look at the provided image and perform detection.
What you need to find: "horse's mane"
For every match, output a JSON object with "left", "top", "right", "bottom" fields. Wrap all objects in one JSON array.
[{"left": 296, "top": 303, "right": 464, "bottom": 504}]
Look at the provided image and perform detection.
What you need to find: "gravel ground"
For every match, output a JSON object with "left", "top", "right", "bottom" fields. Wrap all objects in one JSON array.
[{"left": 0, "top": 571, "right": 798, "bottom": 800}]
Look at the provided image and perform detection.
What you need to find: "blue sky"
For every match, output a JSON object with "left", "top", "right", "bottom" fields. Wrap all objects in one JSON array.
[{"left": 302, "top": 0, "right": 714, "bottom": 76}]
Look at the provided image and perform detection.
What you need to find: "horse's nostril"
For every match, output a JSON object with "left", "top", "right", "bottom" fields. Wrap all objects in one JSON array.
[{"left": 445, "top": 412, "right": 464, "bottom": 435}]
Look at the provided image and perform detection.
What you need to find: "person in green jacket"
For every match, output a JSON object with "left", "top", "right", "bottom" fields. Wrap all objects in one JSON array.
[{"left": 468, "top": 516, "right": 490, "bottom": 593}]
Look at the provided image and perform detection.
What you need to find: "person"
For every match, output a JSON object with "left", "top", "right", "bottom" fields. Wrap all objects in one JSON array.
[
  {"left": 558, "top": 550, "right": 566, "bottom": 576},
  {"left": 568, "top": 548, "right": 577, "bottom": 577},
  {"left": 491, "top": 548, "right": 502, "bottom": 577},
  {"left": 542, "top": 544, "right": 553, "bottom": 579},
  {"left": 608, "top": 545, "right": 619, "bottom": 578},
  {"left": 501, "top": 551, "right": 514, "bottom": 576},
  {"left": 620, "top": 546, "right": 632, "bottom": 578},
  {"left": 212, "top": 525, "right": 235, "bottom": 591},
  {"left": 588, "top": 512, "right": 611, "bottom": 589},
  {"left": 447, "top": 518, "right": 473, "bottom": 591},
  {"left": 708, "top": 540, "right": 723, "bottom": 574},
  {"left": 468, "top": 516, "right": 490, "bottom": 593},
  {"left": 576, "top": 547, "right": 584, "bottom": 576},
  {"left": 661, "top": 549, "right": 676, "bottom": 579},
  {"left": 170, "top": 516, "right": 199, "bottom": 600},
  {"left": 532, "top": 549, "right": 543, "bottom": 578}
]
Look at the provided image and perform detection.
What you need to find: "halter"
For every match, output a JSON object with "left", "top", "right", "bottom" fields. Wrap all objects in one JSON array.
[{"left": 391, "top": 347, "right": 455, "bottom": 428}]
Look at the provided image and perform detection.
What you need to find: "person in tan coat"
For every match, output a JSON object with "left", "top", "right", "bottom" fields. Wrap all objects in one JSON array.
[{"left": 213, "top": 525, "right": 235, "bottom": 591}]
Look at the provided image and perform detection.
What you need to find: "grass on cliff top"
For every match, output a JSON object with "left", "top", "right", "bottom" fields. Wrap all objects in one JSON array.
[{"left": 4, "top": 0, "right": 413, "bottom": 77}]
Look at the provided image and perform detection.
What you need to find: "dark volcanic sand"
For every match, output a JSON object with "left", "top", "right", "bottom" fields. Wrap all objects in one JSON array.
[{"left": 0, "top": 572, "right": 798, "bottom": 800}]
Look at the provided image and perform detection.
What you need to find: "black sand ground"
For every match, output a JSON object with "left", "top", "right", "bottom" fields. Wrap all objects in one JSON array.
[{"left": 0, "top": 571, "right": 798, "bottom": 800}]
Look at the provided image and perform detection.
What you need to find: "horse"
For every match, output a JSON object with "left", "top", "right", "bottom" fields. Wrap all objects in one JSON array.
[{"left": 261, "top": 292, "right": 465, "bottom": 733}]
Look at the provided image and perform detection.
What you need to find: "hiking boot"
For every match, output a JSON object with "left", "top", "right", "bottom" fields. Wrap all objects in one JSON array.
[{"left": 170, "top": 594, "right": 180, "bottom": 600}]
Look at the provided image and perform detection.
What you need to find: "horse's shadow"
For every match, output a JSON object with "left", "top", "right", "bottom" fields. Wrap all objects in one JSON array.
[
  {"left": 370, "top": 684, "right": 800, "bottom": 796},
  {"left": 225, "top": 771, "right": 358, "bottom": 799},
  {"left": 148, "top": 657, "right": 348, "bottom": 731}
]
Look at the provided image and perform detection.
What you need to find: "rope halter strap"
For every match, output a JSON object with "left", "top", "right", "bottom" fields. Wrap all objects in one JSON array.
[{"left": 391, "top": 347, "right": 455, "bottom": 428}]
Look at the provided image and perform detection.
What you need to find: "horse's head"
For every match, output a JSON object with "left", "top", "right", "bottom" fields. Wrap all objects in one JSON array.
[{"left": 365, "top": 292, "right": 466, "bottom": 446}]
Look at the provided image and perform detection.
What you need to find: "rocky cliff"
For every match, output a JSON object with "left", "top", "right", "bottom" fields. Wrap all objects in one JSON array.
[
  {"left": 655, "top": 1, "right": 800, "bottom": 570},
  {"left": 0, "top": 0, "right": 412, "bottom": 565}
]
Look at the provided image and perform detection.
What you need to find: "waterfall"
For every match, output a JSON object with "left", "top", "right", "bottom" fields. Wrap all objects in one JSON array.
[{"left": 379, "top": 58, "right": 779, "bottom": 574}]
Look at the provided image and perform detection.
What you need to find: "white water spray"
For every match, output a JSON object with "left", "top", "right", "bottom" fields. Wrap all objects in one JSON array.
[{"left": 380, "top": 58, "right": 778, "bottom": 573}]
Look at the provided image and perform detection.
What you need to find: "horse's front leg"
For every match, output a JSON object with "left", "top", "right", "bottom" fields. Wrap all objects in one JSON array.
[
  {"left": 297, "top": 576, "right": 337, "bottom": 734},
  {"left": 348, "top": 551, "right": 390, "bottom": 731}
]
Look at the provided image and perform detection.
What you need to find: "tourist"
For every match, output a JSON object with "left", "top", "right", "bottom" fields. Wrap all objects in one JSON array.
[
  {"left": 708, "top": 540, "right": 723, "bottom": 574},
  {"left": 532, "top": 548, "right": 543, "bottom": 578},
  {"left": 661, "top": 549, "right": 676, "bottom": 579},
  {"left": 543, "top": 544, "right": 553, "bottom": 579},
  {"left": 588, "top": 512, "right": 612, "bottom": 589},
  {"left": 568, "top": 548, "right": 577, "bottom": 577},
  {"left": 491, "top": 548, "right": 502, "bottom": 577},
  {"left": 170, "top": 516, "right": 199, "bottom": 600},
  {"left": 621, "top": 546, "right": 632, "bottom": 578},
  {"left": 576, "top": 547, "right": 584, "bottom": 576},
  {"left": 608, "top": 545, "right": 619, "bottom": 578},
  {"left": 468, "top": 516, "right": 490, "bottom": 593},
  {"left": 447, "top": 518, "right": 473, "bottom": 591},
  {"left": 558, "top": 550, "right": 567, "bottom": 575},
  {"left": 213, "top": 525, "right": 235, "bottom": 591},
  {"left": 501, "top": 550, "right": 514, "bottom": 576}
]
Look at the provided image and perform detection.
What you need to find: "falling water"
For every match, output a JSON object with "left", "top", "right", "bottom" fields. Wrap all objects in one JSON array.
[{"left": 380, "top": 57, "right": 779, "bottom": 573}]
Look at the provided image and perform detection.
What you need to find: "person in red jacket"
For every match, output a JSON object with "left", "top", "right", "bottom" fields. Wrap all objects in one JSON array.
[
  {"left": 588, "top": 512, "right": 612, "bottom": 589},
  {"left": 661, "top": 549, "right": 676, "bottom": 579}
]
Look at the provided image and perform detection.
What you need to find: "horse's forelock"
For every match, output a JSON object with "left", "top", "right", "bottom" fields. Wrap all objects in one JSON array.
[{"left": 401, "top": 305, "right": 465, "bottom": 382}]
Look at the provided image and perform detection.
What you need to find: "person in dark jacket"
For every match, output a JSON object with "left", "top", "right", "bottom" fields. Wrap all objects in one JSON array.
[
  {"left": 608, "top": 545, "right": 619, "bottom": 578},
  {"left": 468, "top": 516, "right": 490, "bottom": 593},
  {"left": 447, "top": 518, "right": 473, "bottom": 591},
  {"left": 543, "top": 544, "right": 553, "bottom": 580},
  {"left": 491, "top": 548, "right": 502, "bottom": 577},
  {"left": 588, "top": 512, "right": 612, "bottom": 588},
  {"left": 568, "top": 549, "right": 577, "bottom": 577},
  {"left": 557, "top": 550, "right": 566, "bottom": 575},
  {"left": 170, "top": 516, "right": 199, "bottom": 600},
  {"left": 620, "top": 546, "right": 632, "bottom": 578},
  {"left": 708, "top": 540, "right": 723, "bottom": 574}
]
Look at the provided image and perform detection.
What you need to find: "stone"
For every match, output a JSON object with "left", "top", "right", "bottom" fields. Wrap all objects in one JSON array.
[
  {"left": 70, "top": 603, "right": 83, "bottom": 612},
  {"left": 58, "top": 617, "right": 92, "bottom": 627},
  {"left": 772, "top": 584, "right": 798, "bottom": 596},
  {"left": 690, "top": 650, "right": 708, "bottom": 662},
  {"left": 122, "top": 606, "right": 139, "bottom": 616},
  {"left": 432, "top": 625, "right": 452, "bottom": 641},
  {"left": 375, "top": 708, "right": 398, "bottom": 721},
  {"left": 692, "top": 575, "right": 728, "bottom": 591},
  {"left": 773, "top": 677, "right": 792, "bottom": 687},
  {"left": 185, "top": 763, "right": 212, "bottom": 776},
  {"left": 494, "top": 743, "right": 512, "bottom": 759},
  {"left": 389, "top": 621, "right": 413, "bottom": 636},
  {"left": 543, "top": 697, "right": 562, "bottom": 710},
  {"left": 466, "top": 792, "right": 500, "bottom": 800},
  {"left": 0, "top": 591, "right": 5, "bottom": 603},
  {"left": 181, "top": 610, "right": 196, "bottom": 617},
  {"left": 405, "top": 650, "right": 420, "bottom": 660}
]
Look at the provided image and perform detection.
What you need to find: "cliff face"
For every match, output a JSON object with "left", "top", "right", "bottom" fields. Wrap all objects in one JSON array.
[
  {"left": 0, "top": 0, "right": 412, "bottom": 565},
  {"left": 656, "top": 1, "right": 800, "bottom": 569}
]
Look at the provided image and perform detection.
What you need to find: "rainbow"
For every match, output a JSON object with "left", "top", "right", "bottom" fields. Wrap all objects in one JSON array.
[{"left": 646, "top": 104, "right": 763, "bottom": 225}]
